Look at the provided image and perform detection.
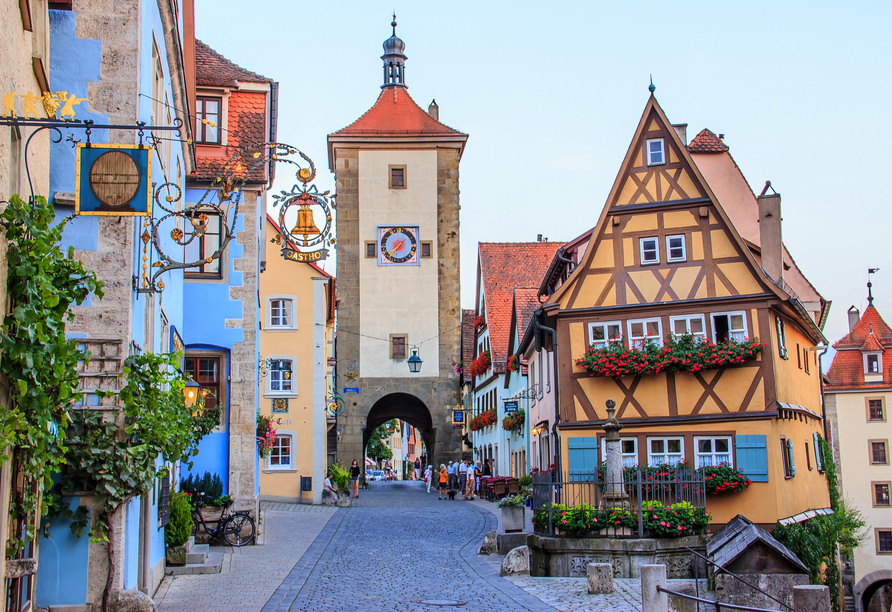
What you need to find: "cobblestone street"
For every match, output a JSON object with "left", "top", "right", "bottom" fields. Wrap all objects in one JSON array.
[{"left": 156, "top": 482, "right": 690, "bottom": 612}]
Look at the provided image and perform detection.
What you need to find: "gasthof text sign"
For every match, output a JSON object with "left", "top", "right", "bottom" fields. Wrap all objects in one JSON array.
[
  {"left": 504, "top": 400, "right": 519, "bottom": 413},
  {"left": 75, "top": 144, "right": 152, "bottom": 216},
  {"left": 452, "top": 410, "right": 464, "bottom": 426}
]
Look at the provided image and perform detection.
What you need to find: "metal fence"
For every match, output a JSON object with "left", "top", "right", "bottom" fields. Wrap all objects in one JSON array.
[{"left": 531, "top": 468, "right": 708, "bottom": 538}]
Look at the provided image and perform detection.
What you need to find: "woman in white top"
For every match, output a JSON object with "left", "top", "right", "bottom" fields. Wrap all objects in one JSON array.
[{"left": 424, "top": 464, "right": 433, "bottom": 493}]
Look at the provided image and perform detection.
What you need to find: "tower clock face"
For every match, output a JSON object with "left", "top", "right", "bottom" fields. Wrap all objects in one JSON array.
[{"left": 378, "top": 226, "right": 419, "bottom": 265}]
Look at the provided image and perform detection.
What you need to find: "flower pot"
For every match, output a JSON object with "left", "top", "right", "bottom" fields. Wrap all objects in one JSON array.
[
  {"left": 166, "top": 544, "right": 186, "bottom": 566},
  {"left": 502, "top": 506, "right": 525, "bottom": 533}
]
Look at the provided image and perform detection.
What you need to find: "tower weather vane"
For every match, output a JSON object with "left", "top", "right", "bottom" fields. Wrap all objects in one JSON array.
[{"left": 868, "top": 268, "right": 880, "bottom": 306}]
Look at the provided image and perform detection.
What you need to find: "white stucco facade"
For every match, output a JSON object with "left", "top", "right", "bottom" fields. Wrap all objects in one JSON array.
[{"left": 358, "top": 149, "right": 440, "bottom": 378}]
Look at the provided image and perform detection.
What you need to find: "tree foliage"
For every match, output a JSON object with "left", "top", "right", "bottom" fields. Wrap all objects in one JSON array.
[
  {"left": 366, "top": 420, "right": 395, "bottom": 462},
  {"left": 0, "top": 195, "right": 103, "bottom": 554}
]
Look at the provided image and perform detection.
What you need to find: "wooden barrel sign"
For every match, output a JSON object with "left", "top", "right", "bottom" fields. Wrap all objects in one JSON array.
[{"left": 89, "top": 150, "right": 140, "bottom": 209}]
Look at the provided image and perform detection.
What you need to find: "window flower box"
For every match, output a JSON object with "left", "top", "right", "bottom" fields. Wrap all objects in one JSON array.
[{"left": 469, "top": 350, "right": 492, "bottom": 378}]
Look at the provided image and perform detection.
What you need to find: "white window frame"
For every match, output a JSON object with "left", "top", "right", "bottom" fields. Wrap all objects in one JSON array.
[
  {"left": 712, "top": 311, "right": 748, "bottom": 343},
  {"left": 529, "top": 355, "right": 537, "bottom": 406},
  {"left": 266, "top": 295, "right": 296, "bottom": 330},
  {"left": 628, "top": 317, "right": 663, "bottom": 349},
  {"left": 694, "top": 436, "right": 733, "bottom": 468},
  {"left": 647, "top": 138, "right": 665, "bottom": 166},
  {"left": 265, "top": 430, "right": 296, "bottom": 471},
  {"left": 666, "top": 234, "right": 686, "bottom": 262},
  {"left": 647, "top": 437, "right": 684, "bottom": 466},
  {"left": 775, "top": 316, "right": 788, "bottom": 359},
  {"left": 266, "top": 355, "right": 296, "bottom": 397},
  {"left": 866, "top": 353, "right": 882, "bottom": 375},
  {"left": 640, "top": 237, "right": 660, "bottom": 265},
  {"left": 601, "top": 437, "right": 638, "bottom": 469},
  {"left": 537, "top": 352, "right": 544, "bottom": 399},
  {"left": 669, "top": 314, "right": 707, "bottom": 342},
  {"left": 588, "top": 321, "right": 622, "bottom": 349}
]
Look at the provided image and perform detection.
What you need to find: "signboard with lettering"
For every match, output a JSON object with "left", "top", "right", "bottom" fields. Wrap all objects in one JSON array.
[
  {"left": 452, "top": 410, "right": 464, "bottom": 427},
  {"left": 504, "top": 400, "right": 519, "bottom": 413}
]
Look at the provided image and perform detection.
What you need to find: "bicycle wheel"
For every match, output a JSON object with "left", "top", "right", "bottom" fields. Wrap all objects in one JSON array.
[{"left": 222, "top": 514, "right": 255, "bottom": 546}]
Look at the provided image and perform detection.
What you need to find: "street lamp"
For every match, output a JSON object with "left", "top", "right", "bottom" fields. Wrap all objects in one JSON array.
[
  {"left": 407, "top": 348, "right": 422, "bottom": 373},
  {"left": 183, "top": 380, "right": 200, "bottom": 407}
]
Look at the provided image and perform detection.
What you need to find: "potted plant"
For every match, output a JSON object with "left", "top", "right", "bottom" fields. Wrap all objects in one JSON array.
[
  {"left": 497, "top": 494, "right": 526, "bottom": 533},
  {"left": 165, "top": 491, "right": 194, "bottom": 566}
]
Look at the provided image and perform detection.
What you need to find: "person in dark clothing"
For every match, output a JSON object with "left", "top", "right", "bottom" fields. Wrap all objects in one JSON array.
[
  {"left": 414, "top": 458, "right": 421, "bottom": 480},
  {"left": 482, "top": 459, "right": 492, "bottom": 477},
  {"left": 349, "top": 460, "right": 361, "bottom": 498}
]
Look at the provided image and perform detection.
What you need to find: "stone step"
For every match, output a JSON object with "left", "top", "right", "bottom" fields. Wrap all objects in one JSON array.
[
  {"left": 165, "top": 552, "right": 223, "bottom": 576},
  {"left": 186, "top": 544, "right": 209, "bottom": 564}
]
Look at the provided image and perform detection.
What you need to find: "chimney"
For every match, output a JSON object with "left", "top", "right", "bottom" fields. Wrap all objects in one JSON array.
[
  {"left": 672, "top": 123, "right": 688, "bottom": 145},
  {"left": 757, "top": 192, "right": 783, "bottom": 283},
  {"left": 428, "top": 99, "right": 439, "bottom": 121},
  {"left": 848, "top": 306, "right": 861, "bottom": 332}
]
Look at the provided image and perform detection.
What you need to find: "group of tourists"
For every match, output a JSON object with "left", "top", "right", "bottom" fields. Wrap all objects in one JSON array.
[{"left": 421, "top": 459, "right": 492, "bottom": 500}]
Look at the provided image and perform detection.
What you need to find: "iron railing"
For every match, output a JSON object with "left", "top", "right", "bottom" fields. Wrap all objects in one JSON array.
[
  {"left": 684, "top": 546, "right": 793, "bottom": 612},
  {"left": 531, "top": 468, "right": 707, "bottom": 538},
  {"left": 656, "top": 586, "right": 785, "bottom": 612}
]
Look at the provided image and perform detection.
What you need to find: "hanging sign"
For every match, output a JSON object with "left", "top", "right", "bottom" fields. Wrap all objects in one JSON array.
[
  {"left": 282, "top": 247, "right": 329, "bottom": 263},
  {"left": 75, "top": 144, "right": 152, "bottom": 216},
  {"left": 452, "top": 410, "right": 465, "bottom": 427},
  {"left": 504, "top": 400, "right": 519, "bottom": 414}
]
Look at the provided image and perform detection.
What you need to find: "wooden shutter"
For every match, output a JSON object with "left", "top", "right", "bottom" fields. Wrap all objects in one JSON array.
[
  {"left": 735, "top": 435, "right": 768, "bottom": 482},
  {"left": 787, "top": 438, "right": 796, "bottom": 476},
  {"left": 159, "top": 472, "right": 170, "bottom": 528},
  {"left": 813, "top": 432, "right": 824, "bottom": 472},
  {"left": 568, "top": 437, "right": 598, "bottom": 482}
]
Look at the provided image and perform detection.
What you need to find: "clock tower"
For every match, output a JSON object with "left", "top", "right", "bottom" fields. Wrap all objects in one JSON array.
[{"left": 327, "top": 19, "right": 468, "bottom": 468}]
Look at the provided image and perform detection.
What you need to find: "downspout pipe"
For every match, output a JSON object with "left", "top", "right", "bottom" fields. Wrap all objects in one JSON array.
[
  {"left": 533, "top": 309, "right": 561, "bottom": 475},
  {"left": 818, "top": 345, "right": 830, "bottom": 440}
]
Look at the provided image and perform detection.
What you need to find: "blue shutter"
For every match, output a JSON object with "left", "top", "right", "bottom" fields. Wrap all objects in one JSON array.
[
  {"left": 568, "top": 437, "right": 599, "bottom": 482},
  {"left": 813, "top": 432, "right": 824, "bottom": 472},
  {"left": 787, "top": 438, "right": 796, "bottom": 476},
  {"left": 735, "top": 435, "right": 768, "bottom": 482}
]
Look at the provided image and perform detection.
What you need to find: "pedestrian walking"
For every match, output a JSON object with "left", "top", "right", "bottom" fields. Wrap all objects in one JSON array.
[
  {"left": 458, "top": 460, "right": 468, "bottom": 496},
  {"left": 424, "top": 464, "right": 433, "bottom": 493},
  {"left": 482, "top": 459, "right": 492, "bottom": 477},
  {"left": 414, "top": 457, "right": 421, "bottom": 480},
  {"left": 447, "top": 460, "right": 457, "bottom": 490},
  {"left": 349, "top": 459, "right": 361, "bottom": 498},
  {"left": 464, "top": 460, "right": 476, "bottom": 500},
  {"left": 438, "top": 464, "right": 448, "bottom": 499}
]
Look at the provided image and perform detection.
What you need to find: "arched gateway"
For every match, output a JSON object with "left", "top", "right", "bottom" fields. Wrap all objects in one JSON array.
[{"left": 327, "top": 20, "right": 468, "bottom": 470}]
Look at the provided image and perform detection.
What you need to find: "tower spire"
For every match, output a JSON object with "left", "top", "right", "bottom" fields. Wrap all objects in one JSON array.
[
  {"left": 381, "top": 15, "right": 407, "bottom": 89},
  {"left": 869, "top": 268, "right": 880, "bottom": 307}
]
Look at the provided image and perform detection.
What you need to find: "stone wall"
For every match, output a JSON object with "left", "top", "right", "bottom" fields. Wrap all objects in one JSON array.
[
  {"left": 528, "top": 534, "right": 708, "bottom": 579},
  {"left": 716, "top": 572, "right": 809, "bottom": 611}
]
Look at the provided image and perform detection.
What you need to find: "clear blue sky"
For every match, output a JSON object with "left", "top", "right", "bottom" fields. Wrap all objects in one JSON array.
[{"left": 196, "top": 0, "right": 892, "bottom": 363}]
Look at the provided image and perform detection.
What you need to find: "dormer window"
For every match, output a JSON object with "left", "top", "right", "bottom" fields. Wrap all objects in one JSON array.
[
  {"left": 869, "top": 355, "right": 880, "bottom": 373},
  {"left": 865, "top": 352, "right": 883, "bottom": 383},
  {"left": 647, "top": 139, "right": 665, "bottom": 166}
]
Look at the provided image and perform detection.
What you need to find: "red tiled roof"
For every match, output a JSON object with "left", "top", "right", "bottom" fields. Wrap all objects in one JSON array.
[
  {"left": 479, "top": 242, "right": 562, "bottom": 364},
  {"left": 462, "top": 309, "right": 476, "bottom": 383},
  {"left": 195, "top": 40, "right": 271, "bottom": 88},
  {"left": 688, "top": 129, "right": 729, "bottom": 153},
  {"left": 514, "top": 288, "right": 541, "bottom": 352},
  {"left": 330, "top": 87, "right": 466, "bottom": 137},
  {"left": 193, "top": 90, "right": 268, "bottom": 182},
  {"left": 826, "top": 306, "right": 892, "bottom": 390}
]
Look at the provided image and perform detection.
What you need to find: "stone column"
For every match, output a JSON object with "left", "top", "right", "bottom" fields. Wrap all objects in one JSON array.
[
  {"left": 602, "top": 399, "right": 628, "bottom": 508},
  {"left": 640, "top": 564, "right": 668, "bottom": 612}
]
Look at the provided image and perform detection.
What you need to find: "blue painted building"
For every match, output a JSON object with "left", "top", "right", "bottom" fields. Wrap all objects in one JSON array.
[{"left": 36, "top": 0, "right": 196, "bottom": 605}]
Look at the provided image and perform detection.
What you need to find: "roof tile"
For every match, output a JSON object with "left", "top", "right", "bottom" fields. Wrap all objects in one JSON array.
[
  {"left": 195, "top": 40, "right": 271, "bottom": 88},
  {"left": 330, "top": 87, "right": 465, "bottom": 137},
  {"left": 688, "top": 128, "right": 729, "bottom": 153},
  {"left": 462, "top": 309, "right": 476, "bottom": 383},
  {"left": 826, "top": 305, "right": 892, "bottom": 390}
]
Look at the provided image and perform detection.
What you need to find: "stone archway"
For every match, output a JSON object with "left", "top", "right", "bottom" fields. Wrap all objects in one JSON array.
[
  {"left": 364, "top": 393, "right": 435, "bottom": 467},
  {"left": 855, "top": 570, "right": 892, "bottom": 612}
]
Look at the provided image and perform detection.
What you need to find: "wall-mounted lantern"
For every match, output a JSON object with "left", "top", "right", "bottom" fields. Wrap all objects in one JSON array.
[{"left": 407, "top": 348, "right": 422, "bottom": 373}]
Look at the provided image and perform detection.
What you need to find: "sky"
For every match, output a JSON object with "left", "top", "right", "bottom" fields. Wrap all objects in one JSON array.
[{"left": 195, "top": 0, "right": 892, "bottom": 367}]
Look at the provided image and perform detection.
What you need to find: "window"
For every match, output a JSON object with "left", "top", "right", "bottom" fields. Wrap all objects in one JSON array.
[
  {"left": 601, "top": 438, "right": 638, "bottom": 468},
  {"left": 530, "top": 356, "right": 537, "bottom": 405},
  {"left": 267, "top": 432, "right": 294, "bottom": 470},
  {"left": 806, "top": 441, "right": 812, "bottom": 470},
  {"left": 184, "top": 212, "right": 222, "bottom": 277},
  {"left": 648, "top": 437, "right": 683, "bottom": 466},
  {"left": 640, "top": 237, "right": 659, "bottom": 265},
  {"left": 195, "top": 96, "right": 221, "bottom": 144},
  {"left": 695, "top": 436, "right": 732, "bottom": 468},
  {"left": 804, "top": 349, "right": 810, "bottom": 374},
  {"left": 868, "top": 354, "right": 880, "bottom": 374},
  {"left": 151, "top": 40, "right": 164, "bottom": 127},
  {"left": 797, "top": 343, "right": 802, "bottom": 369},
  {"left": 871, "top": 440, "right": 888, "bottom": 465},
  {"left": 669, "top": 315, "right": 706, "bottom": 341},
  {"left": 588, "top": 321, "right": 622, "bottom": 349},
  {"left": 780, "top": 437, "right": 794, "bottom": 478},
  {"left": 184, "top": 354, "right": 224, "bottom": 428},
  {"left": 646, "top": 138, "right": 665, "bottom": 166},
  {"left": 9, "top": 126, "right": 20, "bottom": 197},
  {"left": 628, "top": 318, "right": 662, "bottom": 349},
  {"left": 390, "top": 166, "right": 406, "bottom": 189},
  {"left": 869, "top": 399, "right": 886, "bottom": 421},
  {"left": 421, "top": 242, "right": 432, "bottom": 258},
  {"left": 877, "top": 529, "right": 892, "bottom": 554},
  {"left": 712, "top": 311, "right": 746, "bottom": 343},
  {"left": 366, "top": 242, "right": 376, "bottom": 258},
  {"left": 666, "top": 235, "right": 686, "bottom": 262},
  {"left": 390, "top": 335, "right": 407, "bottom": 359},
  {"left": 875, "top": 483, "right": 891, "bottom": 507},
  {"left": 775, "top": 316, "right": 788, "bottom": 359},
  {"left": 268, "top": 359, "right": 294, "bottom": 395},
  {"left": 267, "top": 297, "right": 295, "bottom": 330},
  {"left": 814, "top": 432, "right": 824, "bottom": 473}
]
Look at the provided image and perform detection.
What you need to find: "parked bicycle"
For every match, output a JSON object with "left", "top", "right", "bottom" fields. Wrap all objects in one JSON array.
[{"left": 191, "top": 492, "right": 256, "bottom": 546}]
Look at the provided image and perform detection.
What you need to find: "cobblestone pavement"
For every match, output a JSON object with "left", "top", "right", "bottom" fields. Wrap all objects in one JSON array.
[{"left": 155, "top": 504, "right": 337, "bottom": 612}]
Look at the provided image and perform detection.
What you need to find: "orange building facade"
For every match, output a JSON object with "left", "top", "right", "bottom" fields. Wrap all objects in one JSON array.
[{"left": 538, "top": 95, "right": 831, "bottom": 528}]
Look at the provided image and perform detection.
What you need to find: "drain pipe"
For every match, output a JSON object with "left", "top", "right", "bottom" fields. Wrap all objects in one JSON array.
[{"left": 532, "top": 309, "right": 561, "bottom": 476}]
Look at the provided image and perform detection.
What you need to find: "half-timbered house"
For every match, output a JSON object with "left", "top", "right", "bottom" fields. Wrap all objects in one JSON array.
[{"left": 536, "top": 94, "right": 831, "bottom": 527}]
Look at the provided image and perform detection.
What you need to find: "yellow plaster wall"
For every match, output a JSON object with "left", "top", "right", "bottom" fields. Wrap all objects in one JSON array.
[
  {"left": 663, "top": 210, "right": 697, "bottom": 229},
  {"left": 771, "top": 316, "right": 822, "bottom": 410}
]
